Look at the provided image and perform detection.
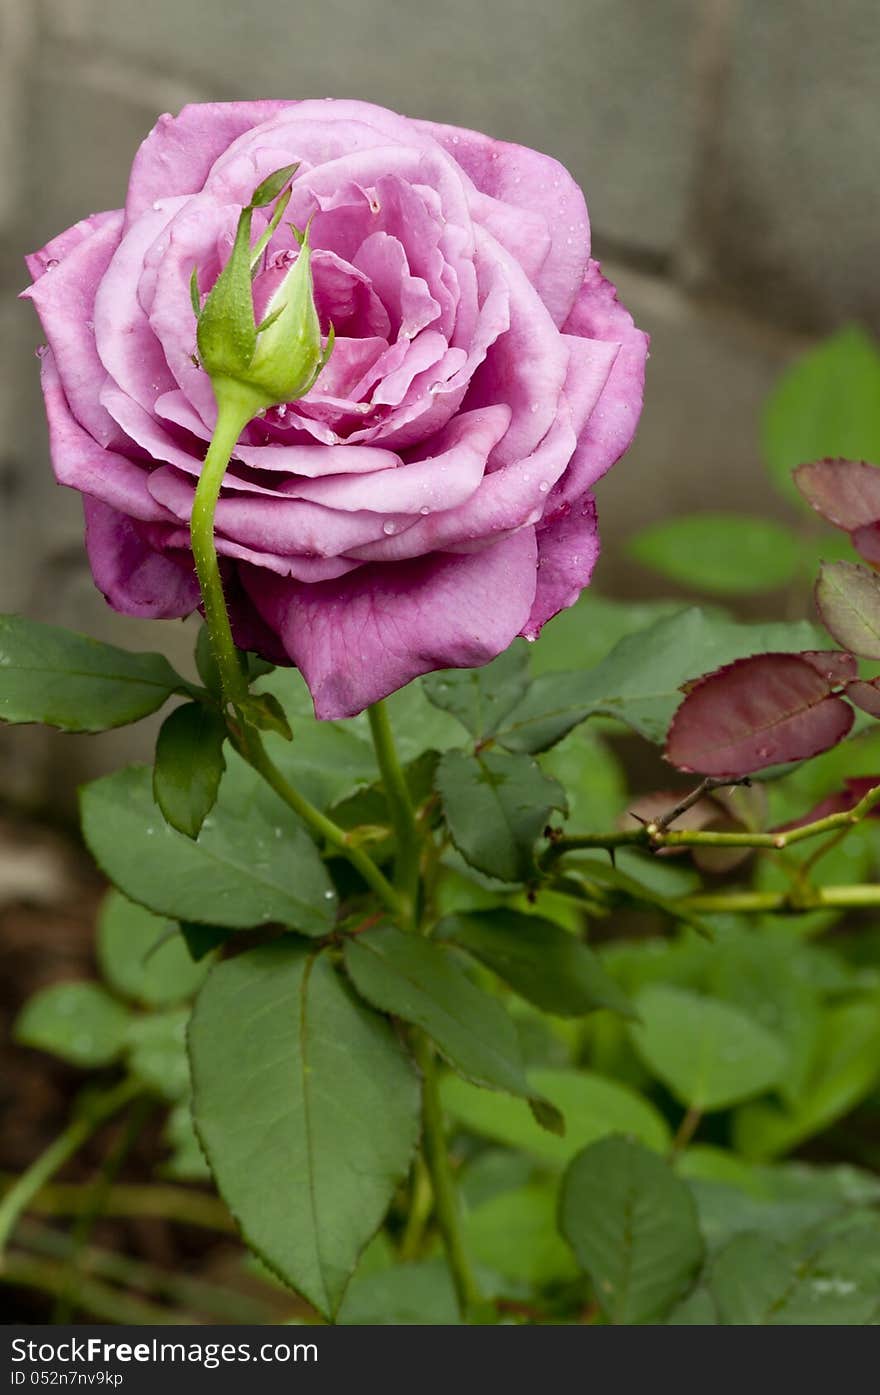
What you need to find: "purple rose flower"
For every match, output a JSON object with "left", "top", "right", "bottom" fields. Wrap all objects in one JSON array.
[{"left": 24, "top": 99, "right": 647, "bottom": 718}]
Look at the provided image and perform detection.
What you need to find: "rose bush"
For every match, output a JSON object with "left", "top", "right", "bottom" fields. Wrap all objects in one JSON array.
[{"left": 24, "top": 98, "right": 647, "bottom": 718}]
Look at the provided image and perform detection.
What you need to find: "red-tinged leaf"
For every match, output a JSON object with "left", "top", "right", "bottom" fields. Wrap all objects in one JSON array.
[
  {"left": 794, "top": 458, "right": 880, "bottom": 530},
  {"left": 778, "top": 776, "right": 880, "bottom": 830},
  {"left": 845, "top": 678, "right": 880, "bottom": 717},
  {"left": 815, "top": 562, "right": 880, "bottom": 658},
  {"left": 666, "top": 653, "right": 854, "bottom": 777},
  {"left": 798, "top": 650, "right": 858, "bottom": 685},
  {"left": 851, "top": 523, "right": 880, "bottom": 568}
]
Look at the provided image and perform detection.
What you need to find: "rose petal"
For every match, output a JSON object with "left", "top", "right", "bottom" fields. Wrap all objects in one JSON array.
[
  {"left": 84, "top": 497, "right": 199, "bottom": 619},
  {"left": 22, "top": 212, "right": 124, "bottom": 446},
  {"left": 242, "top": 528, "right": 539, "bottom": 718},
  {"left": 419, "top": 119, "right": 590, "bottom": 327},
  {"left": 125, "top": 100, "right": 294, "bottom": 221},
  {"left": 40, "top": 351, "right": 171, "bottom": 523},
  {"left": 521, "top": 493, "right": 601, "bottom": 638}
]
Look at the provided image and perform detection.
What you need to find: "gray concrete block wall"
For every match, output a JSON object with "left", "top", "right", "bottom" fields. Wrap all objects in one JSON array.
[{"left": 1, "top": 0, "right": 877, "bottom": 801}]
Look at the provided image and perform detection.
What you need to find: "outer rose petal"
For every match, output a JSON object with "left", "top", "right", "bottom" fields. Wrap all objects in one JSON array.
[
  {"left": 242, "top": 529, "right": 539, "bottom": 718},
  {"left": 22, "top": 212, "right": 124, "bottom": 447},
  {"left": 84, "top": 497, "right": 200, "bottom": 619},
  {"left": 556, "top": 260, "right": 649, "bottom": 498},
  {"left": 418, "top": 119, "right": 590, "bottom": 327},
  {"left": 125, "top": 101, "right": 293, "bottom": 222},
  {"left": 40, "top": 351, "right": 171, "bottom": 523},
  {"left": 521, "top": 494, "right": 601, "bottom": 638}
]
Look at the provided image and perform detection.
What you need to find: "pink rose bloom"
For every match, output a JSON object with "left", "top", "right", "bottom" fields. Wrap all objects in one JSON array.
[{"left": 24, "top": 99, "right": 647, "bottom": 718}]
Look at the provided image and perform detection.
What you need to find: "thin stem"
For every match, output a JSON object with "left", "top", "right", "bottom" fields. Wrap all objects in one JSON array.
[
  {"left": 651, "top": 777, "right": 752, "bottom": 833},
  {"left": 20, "top": 1221, "right": 280, "bottom": 1325},
  {"left": 367, "top": 699, "right": 420, "bottom": 924},
  {"left": 242, "top": 727, "right": 405, "bottom": 919},
  {"left": 542, "top": 782, "right": 880, "bottom": 867},
  {"left": 0, "top": 1078, "right": 142, "bottom": 1260},
  {"left": 190, "top": 384, "right": 263, "bottom": 712},
  {"left": 0, "top": 1175, "right": 234, "bottom": 1232},
  {"left": 412, "top": 1031, "right": 482, "bottom": 1319},
  {"left": 1, "top": 1250, "right": 193, "bottom": 1326},
  {"left": 677, "top": 884, "right": 880, "bottom": 914},
  {"left": 669, "top": 1106, "right": 702, "bottom": 1157},
  {"left": 398, "top": 1154, "right": 432, "bottom": 1262},
  {"left": 52, "top": 1094, "right": 154, "bottom": 1323}
]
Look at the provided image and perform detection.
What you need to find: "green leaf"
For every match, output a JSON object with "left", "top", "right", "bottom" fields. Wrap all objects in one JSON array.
[
  {"left": 15, "top": 982, "right": 131, "bottom": 1067},
  {"left": 97, "top": 891, "right": 210, "bottom": 1007},
  {"left": 153, "top": 702, "right": 227, "bottom": 839},
  {"left": 815, "top": 560, "right": 880, "bottom": 658},
  {"left": 437, "top": 910, "right": 634, "bottom": 1019},
  {"left": 560, "top": 1136, "right": 704, "bottom": 1323},
  {"left": 442, "top": 1067, "right": 670, "bottom": 1166},
  {"left": 709, "top": 1230, "right": 880, "bottom": 1325},
  {"left": 422, "top": 645, "right": 531, "bottom": 739},
  {"left": 162, "top": 1101, "right": 210, "bottom": 1181},
  {"left": 81, "top": 756, "right": 336, "bottom": 933},
  {"left": 496, "top": 609, "right": 823, "bottom": 752},
  {"left": 435, "top": 749, "right": 565, "bottom": 883},
  {"left": 0, "top": 615, "right": 181, "bottom": 732},
  {"left": 629, "top": 985, "right": 787, "bottom": 1111},
  {"left": 339, "top": 1260, "right": 459, "bottom": 1325},
  {"left": 629, "top": 514, "right": 801, "bottom": 595},
  {"left": 344, "top": 927, "right": 557, "bottom": 1127},
  {"left": 666, "top": 1287, "right": 718, "bottom": 1324},
  {"left": 125, "top": 1007, "right": 190, "bottom": 1100},
  {"left": 179, "top": 922, "right": 230, "bottom": 962},
  {"left": 189, "top": 942, "right": 420, "bottom": 1318},
  {"left": 464, "top": 1183, "right": 578, "bottom": 1286},
  {"left": 530, "top": 592, "right": 686, "bottom": 676},
  {"left": 762, "top": 325, "right": 880, "bottom": 508},
  {"left": 733, "top": 997, "right": 880, "bottom": 1160}
]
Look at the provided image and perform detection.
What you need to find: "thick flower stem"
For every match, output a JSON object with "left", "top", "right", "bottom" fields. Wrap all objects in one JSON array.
[
  {"left": 367, "top": 699, "right": 420, "bottom": 925},
  {"left": 0, "top": 1078, "right": 142, "bottom": 1261},
  {"left": 190, "top": 383, "right": 264, "bottom": 714},
  {"left": 412, "top": 1030, "right": 483, "bottom": 1320},
  {"left": 242, "top": 727, "right": 406, "bottom": 920}
]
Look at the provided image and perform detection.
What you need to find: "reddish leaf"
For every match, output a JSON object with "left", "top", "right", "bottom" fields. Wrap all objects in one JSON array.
[
  {"left": 794, "top": 459, "right": 880, "bottom": 531},
  {"left": 799, "top": 650, "right": 858, "bottom": 685},
  {"left": 666, "top": 652, "right": 854, "bottom": 777},
  {"left": 851, "top": 523, "right": 880, "bottom": 568},
  {"left": 815, "top": 561, "right": 880, "bottom": 658},
  {"left": 845, "top": 678, "right": 880, "bottom": 718},
  {"left": 779, "top": 776, "right": 880, "bottom": 830}
]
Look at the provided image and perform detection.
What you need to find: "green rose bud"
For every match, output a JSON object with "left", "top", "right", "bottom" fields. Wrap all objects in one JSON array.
[{"left": 192, "top": 165, "right": 332, "bottom": 417}]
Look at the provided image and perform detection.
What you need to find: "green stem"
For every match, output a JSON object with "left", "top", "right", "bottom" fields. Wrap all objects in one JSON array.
[
  {"left": 20, "top": 1221, "right": 280, "bottom": 1325},
  {"left": 677, "top": 884, "right": 880, "bottom": 915},
  {"left": 0, "top": 1078, "right": 142, "bottom": 1260},
  {"left": 398, "top": 1154, "right": 432, "bottom": 1262},
  {"left": 542, "top": 782, "right": 880, "bottom": 867},
  {"left": 412, "top": 1031, "right": 482, "bottom": 1319},
  {"left": 367, "top": 699, "right": 420, "bottom": 925},
  {"left": 0, "top": 1175, "right": 234, "bottom": 1232},
  {"left": 242, "top": 727, "right": 405, "bottom": 919},
  {"left": 190, "top": 384, "right": 263, "bottom": 712},
  {"left": 52, "top": 1094, "right": 154, "bottom": 1323},
  {"left": 1, "top": 1250, "right": 193, "bottom": 1326}
]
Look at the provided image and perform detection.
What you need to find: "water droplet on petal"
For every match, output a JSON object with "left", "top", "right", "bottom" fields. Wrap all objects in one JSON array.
[
  {"left": 419, "top": 505, "right": 430, "bottom": 516},
  {"left": 34, "top": 344, "right": 48, "bottom": 359},
  {"left": 383, "top": 520, "right": 398, "bottom": 535},
  {"left": 529, "top": 402, "right": 539, "bottom": 414},
  {"left": 538, "top": 480, "right": 550, "bottom": 493},
  {"left": 45, "top": 258, "right": 60, "bottom": 269}
]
